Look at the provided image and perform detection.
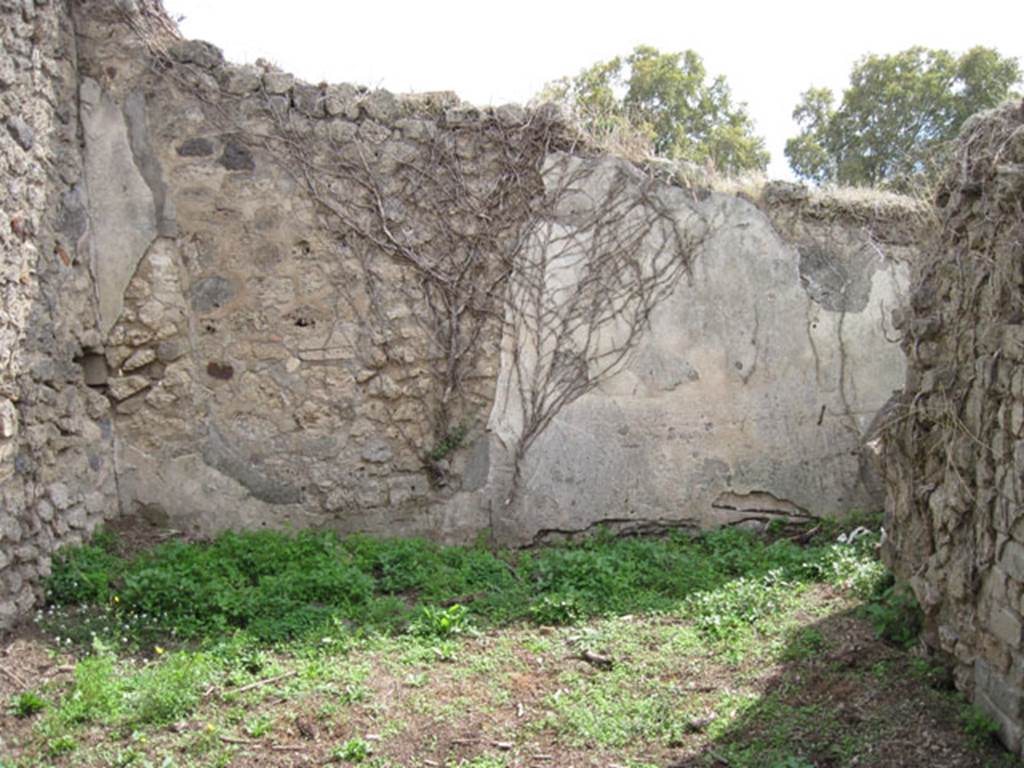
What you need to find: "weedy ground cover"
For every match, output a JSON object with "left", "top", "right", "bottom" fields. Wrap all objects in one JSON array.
[{"left": 0, "top": 520, "right": 1016, "bottom": 767}]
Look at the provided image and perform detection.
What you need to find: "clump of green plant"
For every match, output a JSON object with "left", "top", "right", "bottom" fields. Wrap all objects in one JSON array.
[
  {"left": 817, "top": 539, "right": 888, "bottom": 598},
  {"left": 961, "top": 703, "right": 1001, "bottom": 746},
  {"left": 780, "top": 627, "right": 826, "bottom": 661},
  {"left": 686, "top": 570, "right": 797, "bottom": 641},
  {"left": 410, "top": 604, "right": 472, "bottom": 639},
  {"left": 43, "top": 522, "right": 890, "bottom": 648},
  {"left": 333, "top": 736, "right": 372, "bottom": 763},
  {"left": 426, "top": 424, "right": 469, "bottom": 462},
  {"left": 860, "top": 578, "right": 923, "bottom": 648},
  {"left": 545, "top": 669, "right": 693, "bottom": 748},
  {"left": 40, "top": 639, "right": 214, "bottom": 738},
  {"left": 770, "top": 758, "right": 816, "bottom": 768},
  {"left": 528, "top": 592, "right": 583, "bottom": 625},
  {"left": 245, "top": 712, "right": 275, "bottom": 738},
  {"left": 44, "top": 733, "right": 77, "bottom": 757},
  {"left": 908, "top": 656, "right": 955, "bottom": 690},
  {"left": 54, "top": 643, "right": 121, "bottom": 725},
  {"left": 126, "top": 650, "right": 213, "bottom": 725},
  {"left": 47, "top": 531, "right": 380, "bottom": 643},
  {"left": 45, "top": 529, "right": 123, "bottom": 605},
  {"left": 10, "top": 690, "right": 46, "bottom": 718}
]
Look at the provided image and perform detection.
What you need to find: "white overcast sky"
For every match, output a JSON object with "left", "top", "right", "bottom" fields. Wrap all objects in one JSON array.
[{"left": 163, "top": 0, "right": 1023, "bottom": 180}]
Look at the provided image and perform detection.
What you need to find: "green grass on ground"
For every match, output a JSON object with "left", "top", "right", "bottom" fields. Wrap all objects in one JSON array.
[
  {"left": 40, "top": 523, "right": 888, "bottom": 647},
  {"left": 0, "top": 519, "right": 1016, "bottom": 768}
]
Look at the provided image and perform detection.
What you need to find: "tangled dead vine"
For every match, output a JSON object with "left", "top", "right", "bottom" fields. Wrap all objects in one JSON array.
[
  {"left": 500, "top": 155, "right": 705, "bottom": 498},
  {"left": 265, "top": 112, "right": 708, "bottom": 496},
  {"left": 260, "top": 101, "right": 575, "bottom": 458}
]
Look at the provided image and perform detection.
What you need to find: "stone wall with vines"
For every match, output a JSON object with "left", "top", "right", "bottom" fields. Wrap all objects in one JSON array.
[
  {"left": 68, "top": 0, "right": 712, "bottom": 541},
  {"left": 0, "top": 0, "right": 920, "bottom": 627}
]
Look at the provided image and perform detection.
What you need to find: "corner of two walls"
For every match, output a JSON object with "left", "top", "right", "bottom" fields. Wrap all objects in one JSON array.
[
  {"left": 9, "top": 2, "right": 1024, "bottom": 762},
  {"left": 2, "top": 0, "right": 912, "bottom": 629}
]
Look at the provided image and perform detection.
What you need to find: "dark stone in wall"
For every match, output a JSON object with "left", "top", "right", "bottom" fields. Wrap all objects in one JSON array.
[
  {"left": 798, "top": 242, "right": 876, "bottom": 313},
  {"left": 206, "top": 361, "right": 234, "bottom": 380},
  {"left": 79, "top": 354, "right": 108, "bottom": 386},
  {"left": 5, "top": 116, "right": 33, "bottom": 150},
  {"left": 156, "top": 339, "right": 185, "bottom": 362},
  {"left": 177, "top": 137, "right": 214, "bottom": 157},
  {"left": 219, "top": 140, "right": 254, "bottom": 171},
  {"left": 58, "top": 185, "right": 88, "bottom": 244},
  {"left": 190, "top": 275, "right": 237, "bottom": 313},
  {"left": 169, "top": 39, "right": 224, "bottom": 69}
]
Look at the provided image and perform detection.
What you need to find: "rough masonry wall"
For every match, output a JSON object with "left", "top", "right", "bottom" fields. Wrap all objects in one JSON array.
[
  {"left": 882, "top": 100, "right": 1024, "bottom": 753},
  {"left": 0, "top": 0, "right": 119, "bottom": 628},
  {"left": 71, "top": 0, "right": 565, "bottom": 542}
]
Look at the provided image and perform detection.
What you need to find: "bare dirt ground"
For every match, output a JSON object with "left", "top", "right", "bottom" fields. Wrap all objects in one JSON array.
[{"left": 1, "top": 584, "right": 1019, "bottom": 768}]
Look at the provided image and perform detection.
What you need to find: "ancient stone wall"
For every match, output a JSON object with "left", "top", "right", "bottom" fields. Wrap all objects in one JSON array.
[
  {"left": 881, "top": 100, "right": 1024, "bottom": 753},
  {"left": 0, "top": 0, "right": 919, "bottom": 628},
  {"left": 0, "top": 0, "right": 119, "bottom": 628}
]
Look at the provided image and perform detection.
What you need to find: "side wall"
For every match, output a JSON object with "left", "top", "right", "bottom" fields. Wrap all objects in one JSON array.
[
  {"left": 0, "top": 0, "right": 119, "bottom": 627},
  {"left": 882, "top": 101, "right": 1024, "bottom": 754}
]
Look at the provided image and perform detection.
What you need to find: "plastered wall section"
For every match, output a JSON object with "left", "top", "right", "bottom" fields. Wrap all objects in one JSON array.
[{"left": 470, "top": 164, "right": 913, "bottom": 543}]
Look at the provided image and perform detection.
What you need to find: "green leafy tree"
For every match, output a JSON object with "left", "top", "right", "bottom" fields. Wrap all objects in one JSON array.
[
  {"left": 540, "top": 45, "right": 769, "bottom": 174},
  {"left": 786, "top": 46, "right": 1022, "bottom": 190}
]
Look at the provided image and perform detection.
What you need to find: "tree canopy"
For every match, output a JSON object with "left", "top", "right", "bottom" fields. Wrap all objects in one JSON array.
[
  {"left": 786, "top": 46, "right": 1022, "bottom": 190},
  {"left": 540, "top": 45, "right": 769, "bottom": 175}
]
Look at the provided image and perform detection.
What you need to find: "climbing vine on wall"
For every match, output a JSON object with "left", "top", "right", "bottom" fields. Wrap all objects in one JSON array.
[{"left": 124, "top": 6, "right": 707, "bottom": 500}]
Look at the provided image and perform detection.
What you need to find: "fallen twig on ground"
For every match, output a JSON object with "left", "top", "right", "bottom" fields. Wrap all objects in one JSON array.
[
  {"left": 0, "top": 664, "right": 28, "bottom": 689},
  {"left": 577, "top": 649, "right": 615, "bottom": 670},
  {"left": 206, "top": 670, "right": 297, "bottom": 700}
]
